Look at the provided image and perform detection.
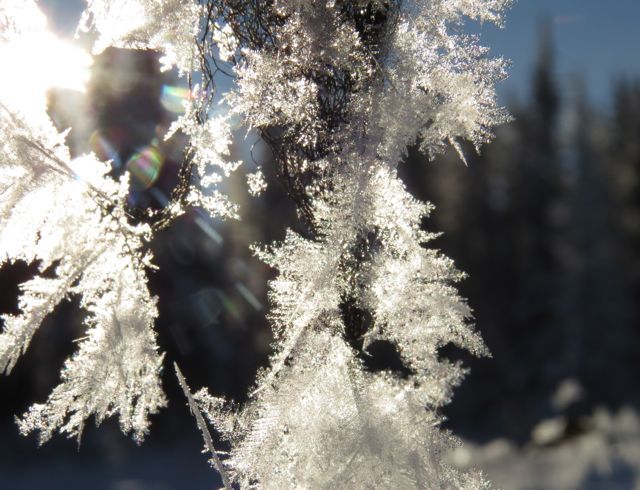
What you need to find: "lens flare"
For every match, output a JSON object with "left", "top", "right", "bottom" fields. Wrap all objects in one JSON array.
[
  {"left": 89, "top": 131, "right": 122, "bottom": 168},
  {"left": 126, "top": 146, "right": 164, "bottom": 190},
  {"left": 160, "top": 85, "right": 191, "bottom": 114}
]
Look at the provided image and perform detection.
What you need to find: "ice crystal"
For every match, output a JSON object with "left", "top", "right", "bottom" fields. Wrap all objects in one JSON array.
[
  {"left": 246, "top": 169, "right": 266, "bottom": 197},
  {"left": 188, "top": 1, "right": 508, "bottom": 487},
  {"left": 0, "top": 0, "right": 165, "bottom": 443},
  {"left": 80, "top": 0, "right": 200, "bottom": 73},
  {"left": 0, "top": 0, "right": 511, "bottom": 487},
  {"left": 166, "top": 106, "right": 240, "bottom": 218}
]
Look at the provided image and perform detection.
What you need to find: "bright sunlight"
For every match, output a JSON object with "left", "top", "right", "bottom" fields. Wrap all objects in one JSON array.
[{"left": 0, "top": 2, "right": 92, "bottom": 116}]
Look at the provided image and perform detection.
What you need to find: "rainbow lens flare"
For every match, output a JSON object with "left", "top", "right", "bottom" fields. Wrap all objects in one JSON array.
[
  {"left": 127, "top": 146, "right": 164, "bottom": 189},
  {"left": 160, "top": 85, "right": 191, "bottom": 114},
  {"left": 89, "top": 131, "right": 121, "bottom": 168}
]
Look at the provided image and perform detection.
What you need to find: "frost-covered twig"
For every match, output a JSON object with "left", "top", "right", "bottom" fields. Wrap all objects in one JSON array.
[
  {"left": 175, "top": 363, "right": 233, "bottom": 490},
  {"left": 1, "top": 0, "right": 510, "bottom": 486}
]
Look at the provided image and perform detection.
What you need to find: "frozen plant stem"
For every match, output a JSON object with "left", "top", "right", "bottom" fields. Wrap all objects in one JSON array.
[
  {"left": 175, "top": 363, "right": 232, "bottom": 490},
  {"left": 1, "top": 0, "right": 511, "bottom": 487}
]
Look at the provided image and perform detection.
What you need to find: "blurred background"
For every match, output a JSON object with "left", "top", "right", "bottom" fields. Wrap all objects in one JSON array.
[{"left": 1, "top": 1, "right": 640, "bottom": 489}]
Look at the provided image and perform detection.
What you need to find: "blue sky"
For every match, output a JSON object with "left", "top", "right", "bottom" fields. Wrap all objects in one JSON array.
[
  {"left": 41, "top": 0, "right": 640, "bottom": 107},
  {"left": 476, "top": 0, "right": 640, "bottom": 107}
]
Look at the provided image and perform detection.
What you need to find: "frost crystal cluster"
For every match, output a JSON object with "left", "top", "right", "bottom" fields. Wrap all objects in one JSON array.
[
  {"left": 0, "top": 0, "right": 510, "bottom": 488},
  {"left": 0, "top": 0, "right": 167, "bottom": 443}
]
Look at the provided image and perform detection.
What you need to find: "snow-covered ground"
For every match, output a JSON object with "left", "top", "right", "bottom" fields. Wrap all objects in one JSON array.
[
  {"left": 452, "top": 407, "right": 640, "bottom": 490},
  {"left": 4, "top": 409, "right": 639, "bottom": 490}
]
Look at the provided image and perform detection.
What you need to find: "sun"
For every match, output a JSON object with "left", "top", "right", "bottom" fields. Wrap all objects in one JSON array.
[
  {"left": 0, "top": 7, "right": 93, "bottom": 116},
  {"left": 0, "top": 31, "right": 92, "bottom": 93},
  {"left": 34, "top": 32, "right": 93, "bottom": 93}
]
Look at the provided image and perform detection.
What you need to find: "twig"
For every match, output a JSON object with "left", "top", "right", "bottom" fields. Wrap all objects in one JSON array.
[{"left": 174, "top": 363, "right": 233, "bottom": 490}]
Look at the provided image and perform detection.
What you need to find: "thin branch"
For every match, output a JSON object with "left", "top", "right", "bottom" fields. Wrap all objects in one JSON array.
[{"left": 174, "top": 363, "right": 233, "bottom": 490}]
